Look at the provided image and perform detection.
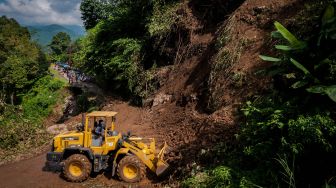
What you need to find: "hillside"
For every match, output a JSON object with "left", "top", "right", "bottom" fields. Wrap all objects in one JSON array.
[
  {"left": 66, "top": 0, "right": 336, "bottom": 186},
  {"left": 27, "top": 24, "right": 85, "bottom": 47},
  {"left": 1, "top": 0, "right": 336, "bottom": 187}
]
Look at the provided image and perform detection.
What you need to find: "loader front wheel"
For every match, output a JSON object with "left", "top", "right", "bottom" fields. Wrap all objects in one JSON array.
[
  {"left": 63, "top": 154, "right": 92, "bottom": 182},
  {"left": 117, "top": 155, "right": 145, "bottom": 183}
]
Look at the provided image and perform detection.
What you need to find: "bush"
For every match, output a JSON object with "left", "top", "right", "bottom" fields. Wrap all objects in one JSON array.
[
  {"left": 287, "top": 115, "right": 336, "bottom": 154},
  {"left": 238, "top": 97, "right": 336, "bottom": 187},
  {"left": 182, "top": 166, "right": 234, "bottom": 188},
  {"left": 182, "top": 165, "right": 261, "bottom": 188},
  {"left": 0, "top": 75, "right": 64, "bottom": 150},
  {"left": 147, "top": 1, "right": 181, "bottom": 37},
  {"left": 22, "top": 75, "right": 64, "bottom": 121},
  {"left": 239, "top": 5, "right": 336, "bottom": 186}
]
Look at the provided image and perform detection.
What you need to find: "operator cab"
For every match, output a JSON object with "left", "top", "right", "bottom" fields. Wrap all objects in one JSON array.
[{"left": 85, "top": 111, "right": 120, "bottom": 153}]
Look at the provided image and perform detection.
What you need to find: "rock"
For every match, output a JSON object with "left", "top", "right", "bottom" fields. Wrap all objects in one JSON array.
[
  {"left": 47, "top": 124, "right": 68, "bottom": 135},
  {"left": 142, "top": 98, "right": 154, "bottom": 107},
  {"left": 152, "top": 93, "right": 173, "bottom": 107}
]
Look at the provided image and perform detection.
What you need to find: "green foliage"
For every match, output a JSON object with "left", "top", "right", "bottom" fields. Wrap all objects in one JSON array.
[
  {"left": 76, "top": 0, "right": 182, "bottom": 103},
  {"left": 287, "top": 115, "right": 336, "bottom": 153},
  {"left": 80, "top": 0, "right": 110, "bottom": 30},
  {"left": 319, "top": 5, "right": 336, "bottom": 45},
  {"left": 182, "top": 166, "right": 234, "bottom": 188},
  {"left": 147, "top": 1, "right": 181, "bottom": 37},
  {"left": 259, "top": 55, "right": 281, "bottom": 62},
  {"left": 275, "top": 155, "right": 295, "bottom": 188},
  {"left": 238, "top": 95, "right": 336, "bottom": 187},
  {"left": 260, "top": 6, "right": 336, "bottom": 103},
  {"left": 49, "top": 32, "right": 71, "bottom": 62},
  {"left": 272, "top": 21, "right": 307, "bottom": 50},
  {"left": 22, "top": 76, "right": 63, "bottom": 121},
  {"left": 182, "top": 166, "right": 262, "bottom": 188},
  {"left": 243, "top": 6, "right": 336, "bottom": 185},
  {"left": 182, "top": 172, "right": 209, "bottom": 188},
  {"left": 240, "top": 98, "right": 336, "bottom": 156},
  {"left": 0, "top": 16, "right": 48, "bottom": 104},
  {"left": 75, "top": 0, "right": 163, "bottom": 102},
  {"left": 80, "top": 0, "right": 153, "bottom": 34},
  {"left": 0, "top": 75, "right": 64, "bottom": 150},
  {"left": 307, "top": 85, "right": 336, "bottom": 102}
]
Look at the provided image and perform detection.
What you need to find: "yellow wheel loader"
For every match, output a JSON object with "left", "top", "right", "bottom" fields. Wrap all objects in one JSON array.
[{"left": 46, "top": 111, "right": 169, "bottom": 183}]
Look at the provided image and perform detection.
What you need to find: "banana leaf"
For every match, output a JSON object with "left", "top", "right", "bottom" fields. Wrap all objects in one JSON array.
[
  {"left": 307, "top": 86, "right": 325, "bottom": 94},
  {"left": 259, "top": 55, "right": 281, "bottom": 62},
  {"left": 322, "top": 5, "right": 335, "bottom": 26},
  {"left": 290, "top": 58, "right": 310, "bottom": 75},
  {"left": 271, "top": 31, "right": 283, "bottom": 39},
  {"left": 274, "top": 21, "right": 307, "bottom": 49},
  {"left": 325, "top": 86, "right": 336, "bottom": 102},
  {"left": 275, "top": 45, "right": 293, "bottom": 51},
  {"left": 291, "top": 80, "right": 308, "bottom": 89},
  {"left": 307, "top": 85, "right": 336, "bottom": 102}
]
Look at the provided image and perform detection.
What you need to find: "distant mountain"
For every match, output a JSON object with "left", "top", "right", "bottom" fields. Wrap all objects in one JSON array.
[
  {"left": 63, "top": 25, "right": 86, "bottom": 36},
  {"left": 27, "top": 24, "right": 85, "bottom": 48}
]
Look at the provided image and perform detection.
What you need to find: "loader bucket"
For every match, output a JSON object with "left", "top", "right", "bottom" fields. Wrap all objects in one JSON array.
[
  {"left": 156, "top": 142, "right": 170, "bottom": 176},
  {"left": 156, "top": 160, "right": 169, "bottom": 176}
]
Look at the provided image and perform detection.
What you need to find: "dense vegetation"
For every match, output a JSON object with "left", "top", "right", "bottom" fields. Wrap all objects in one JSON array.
[
  {"left": 0, "top": 76, "right": 64, "bottom": 151},
  {"left": 48, "top": 32, "right": 71, "bottom": 63},
  {"left": 240, "top": 6, "right": 336, "bottom": 187},
  {"left": 183, "top": 2, "right": 336, "bottom": 188},
  {"left": 0, "top": 16, "right": 48, "bottom": 105},
  {"left": 0, "top": 16, "right": 65, "bottom": 159},
  {"left": 74, "top": 0, "right": 179, "bottom": 103}
]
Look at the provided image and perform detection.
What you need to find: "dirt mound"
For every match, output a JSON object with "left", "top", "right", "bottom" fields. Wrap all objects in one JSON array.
[{"left": 143, "top": 0, "right": 307, "bottom": 180}]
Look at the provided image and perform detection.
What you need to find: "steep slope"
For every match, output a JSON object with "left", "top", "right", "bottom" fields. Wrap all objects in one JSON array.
[{"left": 145, "top": 0, "right": 312, "bottom": 179}]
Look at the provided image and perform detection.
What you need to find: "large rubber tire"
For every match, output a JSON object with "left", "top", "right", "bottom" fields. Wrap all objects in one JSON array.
[
  {"left": 117, "top": 155, "right": 146, "bottom": 183},
  {"left": 63, "top": 154, "right": 92, "bottom": 182}
]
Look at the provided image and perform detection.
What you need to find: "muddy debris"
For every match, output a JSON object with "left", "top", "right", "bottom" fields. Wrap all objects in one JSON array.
[{"left": 47, "top": 124, "right": 68, "bottom": 135}]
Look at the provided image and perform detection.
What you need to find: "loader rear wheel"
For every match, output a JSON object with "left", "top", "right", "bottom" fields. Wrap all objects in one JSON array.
[
  {"left": 63, "top": 154, "right": 92, "bottom": 182},
  {"left": 117, "top": 155, "right": 146, "bottom": 183}
]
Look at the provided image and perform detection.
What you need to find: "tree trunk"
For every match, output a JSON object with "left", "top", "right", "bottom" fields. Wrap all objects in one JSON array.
[
  {"left": 0, "top": 84, "right": 4, "bottom": 103},
  {"left": 10, "top": 92, "right": 14, "bottom": 105}
]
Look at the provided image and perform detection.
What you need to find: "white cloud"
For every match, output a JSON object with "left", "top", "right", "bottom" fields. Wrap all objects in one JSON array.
[{"left": 0, "top": 0, "right": 83, "bottom": 25}]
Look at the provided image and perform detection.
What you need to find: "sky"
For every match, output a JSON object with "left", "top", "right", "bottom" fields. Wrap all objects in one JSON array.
[{"left": 0, "top": 0, "right": 83, "bottom": 26}]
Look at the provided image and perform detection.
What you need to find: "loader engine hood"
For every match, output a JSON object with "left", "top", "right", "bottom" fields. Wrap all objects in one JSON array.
[{"left": 53, "top": 131, "right": 84, "bottom": 152}]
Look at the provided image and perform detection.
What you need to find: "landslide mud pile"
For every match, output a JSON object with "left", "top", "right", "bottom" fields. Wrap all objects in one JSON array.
[
  {"left": 97, "top": 0, "right": 308, "bottom": 182},
  {"left": 142, "top": 0, "right": 307, "bottom": 177}
]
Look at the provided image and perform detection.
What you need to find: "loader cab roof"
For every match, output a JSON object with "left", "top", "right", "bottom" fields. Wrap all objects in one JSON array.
[{"left": 86, "top": 111, "right": 118, "bottom": 117}]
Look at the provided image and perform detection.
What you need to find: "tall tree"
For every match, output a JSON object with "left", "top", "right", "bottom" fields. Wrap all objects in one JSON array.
[
  {"left": 0, "top": 16, "right": 47, "bottom": 104},
  {"left": 80, "top": 0, "right": 110, "bottom": 30},
  {"left": 49, "top": 32, "right": 71, "bottom": 62}
]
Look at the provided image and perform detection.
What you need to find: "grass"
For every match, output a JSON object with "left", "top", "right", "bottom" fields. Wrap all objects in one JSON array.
[
  {"left": 0, "top": 74, "right": 67, "bottom": 164},
  {"left": 48, "top": 64, "right": 68, "bottom": 85},
  {"left": 208, "top": 15, "right": 244, "bottom": 110},
  {"left": 275, "top": 155, "right": 296, "bottom": 188}
]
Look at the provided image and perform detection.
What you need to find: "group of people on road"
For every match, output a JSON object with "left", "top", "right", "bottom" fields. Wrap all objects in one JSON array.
[{"left": 52, "top": 62, "right": 92, "bottom": 84}]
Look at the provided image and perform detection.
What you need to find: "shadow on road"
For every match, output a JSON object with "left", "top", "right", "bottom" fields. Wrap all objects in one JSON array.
[{"left": 42, "top": 161, "right": 63, "bottom": 173}]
